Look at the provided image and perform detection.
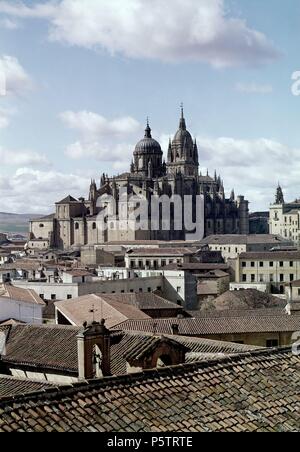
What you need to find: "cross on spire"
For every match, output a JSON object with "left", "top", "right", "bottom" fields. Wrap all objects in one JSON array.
[{"left": 179, "top": 102, "right": 186, "bottom": 130}]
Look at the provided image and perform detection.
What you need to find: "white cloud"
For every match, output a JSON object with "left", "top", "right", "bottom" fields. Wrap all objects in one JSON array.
[
  {"left": 236, "top": 82, "right": 273, "bottom": 94},
  {"left": 0, "top": 168, "right": 90, "bottom": 213},
  {"left": 0, "top": 55, "right": 32, "bottom": 96},
  {"left": 0, "top": 0, "right": 280, "bottom": 67},
  {"left": 60, "top": 110, "right": 140, "bottom": 139},
  {"left": 0, "top": 147, "right": 50, "bottom": 167},
  {"left": 60, "top": 110, "right": 142, "bottom": 169},
  {"left": 0, "top": 18, "right": 19, "bottom": 29},
  {"left": 196, "top": 136, "right": 300, "bottom": 210}
]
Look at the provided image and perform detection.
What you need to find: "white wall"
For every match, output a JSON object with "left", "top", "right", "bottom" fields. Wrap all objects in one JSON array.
[{"left": 0, "top": 297, "right": 44, "bottom": 324}]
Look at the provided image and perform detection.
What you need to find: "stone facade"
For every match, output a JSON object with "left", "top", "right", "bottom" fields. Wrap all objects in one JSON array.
[
  {"left": 29, "top": 110, "right": 249, "bottom": 250},
  {"left": 269, "top": 186, "right": 300, "bottom": 245}
]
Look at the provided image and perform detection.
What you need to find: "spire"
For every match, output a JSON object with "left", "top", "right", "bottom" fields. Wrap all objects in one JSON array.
[
  {"left": 179, "top": 103, "right": 186, "bottom": 130},
  {"left": 275, "top": 184, "right": 284, "bottom": 204},
  {"left": 230, "top": 189, "right": 235, "bottom": 201},
  {"left": 145, "top": 117, "right": 152, "bottom": 138}
]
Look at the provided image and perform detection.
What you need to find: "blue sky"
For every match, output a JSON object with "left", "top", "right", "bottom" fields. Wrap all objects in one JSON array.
[{"left": 0, "top": 0, "right": 300, "bottom": 213}]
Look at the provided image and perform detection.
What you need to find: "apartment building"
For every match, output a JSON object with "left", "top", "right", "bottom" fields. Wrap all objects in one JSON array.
[
  {"left": 236, "top": 251, "right": 300, "bottom": 294},
  {"left": 200, "top": 234, "right": 293, "bottom": 261}
]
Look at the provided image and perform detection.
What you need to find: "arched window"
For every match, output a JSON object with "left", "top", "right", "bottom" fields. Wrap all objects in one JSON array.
[
  {"left": 39, "top": 224, "right": 44, "bottom": 228},
  {"left": 92, "top": 222, "right": 97, "bottom": 230},
  {"left": 75, "top": 223, "right": 79, "bottom": 230}
]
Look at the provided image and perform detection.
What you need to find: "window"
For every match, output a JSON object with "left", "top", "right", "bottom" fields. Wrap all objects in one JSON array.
[
  {"left": 280, "top": 274, "right": 284, "bottom": 282},
  {"left": 39, "top": 294, "right": 44, "bottom": 300},
  {"left": 279, "top": 262, "right": 284, "bottom": 267},
  {"left": 290, "top": 261, "right": 294, "bottom": 267},
  {"left": 161, "top": 260, "right": 166, "bottom": 267},
  {"left": 270, "top": 274, "right": 274, "bottom": 282},
  {"left": 251, "top": 262, "right": 255, "bottom": 268},
  {"left": 259, "top": 262, "right": 264, "bottom": 268},
  {"left": 51, "top": 294, "right": 56, "bottom": 300},
  {"left": 148, "top": 288, "right": 152, "bottom": 293},
  {"left": 251, "top": 274, "right": 255, "bottom": 282},
  {"left": 266, "top": 340, "right": 279, "bottom": 348},
  {"left": 242, "top": 262, "right": 246, "bottom": 268},
  {"left": 242, "top": 275, "right": 247, "bottom": 282},
  {"left": 290, "top": 274, "right": 294, "bottom": 282},
  {"left": 259, "top": 274, "right": 264, "bottom": 283},
  {"left": 67, "top": 294, "right": 72, "bottom": 300},
  {"left": 39, "top": 224, "right": 44, "bottom": 228},
  {"left": 130, "top": 289, "right": 134, "bottom": 293},
  {"left": 139, "top": 288, "right": 143, "bottom": 293},
  {"left": 298, "top": 289, "right": 300, "bottom": 296},
  {"left": 75, "top": 223, "right": 79, "bottom": 230},
  {"left": 177, "top": 287, "right": 181, "bottom": 293},
  {"left": 92, "top": 222, "right": 97, "bottom": 230},
  {"left": 269, "top": 262, "right": 274, "bottom": 267}
]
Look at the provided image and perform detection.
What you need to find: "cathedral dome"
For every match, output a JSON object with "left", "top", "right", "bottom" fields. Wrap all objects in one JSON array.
[
  {"left": 134, "top": 122, "right": 162, "bottom": 155},
  {"left": 173, "top": 109, "right": 193, "bottom": 147}
]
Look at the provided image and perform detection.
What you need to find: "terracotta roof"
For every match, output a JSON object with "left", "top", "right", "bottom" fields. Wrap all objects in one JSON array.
[
  {"left": 56, "top": 195, "right": 79, "bottom": 205},
  {"left": 0, "top": 376, "right": 54, "bottom": 400},
  {"left": 239, "top": 251, "right": 300, "bottom": 260},
  {"left": 0, "top": 348, "right": 298, "bottom": 432},
  {"left": 0, "top": 284, "right": 45, "bottom": 306},
  {"left": 114, "top": 312, "right": 300, "bottom": 335},
  {"left": 0, "top": 324, "right": 80, "bottom": 373},
  {"left": 110, "top": 331, "right": 259, "bottom": 376},
  {"left": 55, "top": 294, "right": 151, "bottom": 328},
  {"left": 201, "top": 235, "right": 290, "bottom": 246},
  {"left": 164, "top": 263, "right": 229, "bottom": 271},
  {"left": 0, "top": 324, "right": 259, "bottom": 378},
  {"left": 127, "top": 248, "right": 195, "bottom": 256},
  {"left": 63, "top": 270, "right": 93, "bottom": 277},
  {"left": 99, "top": 293, "right": 183, "bottom": 311}
]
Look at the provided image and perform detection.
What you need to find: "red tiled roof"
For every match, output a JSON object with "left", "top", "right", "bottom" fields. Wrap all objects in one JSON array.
[{"left": 0, "top": 348, "right": 298, "bottom": 432}]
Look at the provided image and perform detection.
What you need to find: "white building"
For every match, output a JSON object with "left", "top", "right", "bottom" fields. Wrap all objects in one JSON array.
[
  {"left": 0, "top": 284, "right": 45, "bottom": 324},
  {"left": 200, "top": 234, "right": 293, "bottom": 261}
]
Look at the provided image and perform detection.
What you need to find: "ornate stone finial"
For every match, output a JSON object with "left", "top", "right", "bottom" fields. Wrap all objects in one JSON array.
[
  {"left": 275, "top": 184, "right": 284, "bottom": 204},
  {"left": 179, "top": 103, "right": 186, "bottom": 130},
  {"left": 145, "top": 117, "right": 152, "bottom": 138}
]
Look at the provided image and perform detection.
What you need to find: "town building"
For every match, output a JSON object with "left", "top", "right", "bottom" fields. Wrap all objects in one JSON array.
[
  {"left": 236, "top": 250, "right": 300, "bottom": 294},
  {"left": 269, "top": 185, "right": 300, "bottom": 245},
  {"left": 200, "top": 234, "right": 293, "bottom": 261},
  {"left": 28, "top": 109, "right": 249, "bottom": 250},
  {"left": 0, "top": 284, "right": 45, "bottom": 324},
  {"left": 0, "top": 322, "right": 257, "bottom": 384},
  {"left": 116, "top": 309, "right": 300, "bottom": 348}
]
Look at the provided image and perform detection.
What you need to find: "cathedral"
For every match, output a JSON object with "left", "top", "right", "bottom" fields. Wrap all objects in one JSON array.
[{"left": 29, "top": 109, "right": 249, "bottom": 250}]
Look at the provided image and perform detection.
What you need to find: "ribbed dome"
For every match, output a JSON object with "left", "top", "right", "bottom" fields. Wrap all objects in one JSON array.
[
  {"left": 174, "top": 128, "right": 193, "bottom": 145},
  {"left": 134, "top": 123, "right": 162, "bottom": 155},
  {"left": 173, "top": 107, "right": 193, "bottom": 146}
]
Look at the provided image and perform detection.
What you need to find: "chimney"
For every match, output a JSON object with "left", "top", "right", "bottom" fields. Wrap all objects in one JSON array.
[
  {"left": 171, "top": 323, "right": 179, "bottom": 335},
  {"left": 77, "top": 320, "right": 111, "bottom": 380}
]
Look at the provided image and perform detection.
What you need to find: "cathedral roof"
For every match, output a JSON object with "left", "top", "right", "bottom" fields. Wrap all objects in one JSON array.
[
  {"left": 134, "top": 121, "right": 162, "bottom": 155},
  {"left": 56, "top": 195, "right": 80, "bottom": 205},
  {"left": 173, "top": 107, "right": 194, "bottom": 147}
]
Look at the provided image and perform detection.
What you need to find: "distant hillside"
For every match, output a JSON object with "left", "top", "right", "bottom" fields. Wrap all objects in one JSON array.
[{"left": 0, "top": 212, "right": 42, "bottom": 234}]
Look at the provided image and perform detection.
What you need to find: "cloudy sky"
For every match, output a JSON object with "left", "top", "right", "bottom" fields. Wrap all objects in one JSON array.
[{"left": 0, "top": 0, "right": 300, "bottom": 214}]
